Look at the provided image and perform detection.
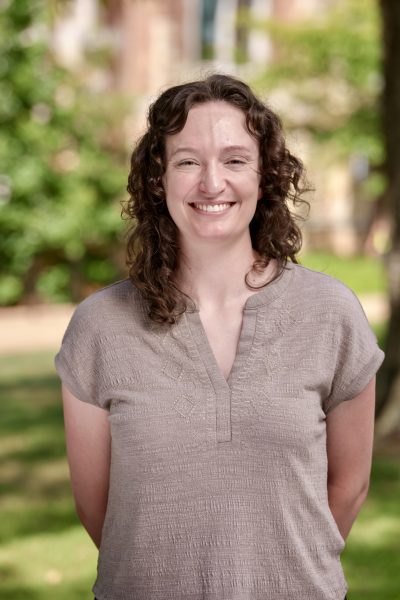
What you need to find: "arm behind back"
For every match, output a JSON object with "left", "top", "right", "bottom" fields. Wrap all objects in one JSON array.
[
  {"left": 62, "top": 383, "right": 111, "bottom": 549},
  {"left": 326, "top": 376, "right": 376, "bottom": 541}
]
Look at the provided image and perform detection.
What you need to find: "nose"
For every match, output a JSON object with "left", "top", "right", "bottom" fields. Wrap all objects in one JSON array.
[{"left": 199, "top": 161, "right": 226, "bottom": 196}]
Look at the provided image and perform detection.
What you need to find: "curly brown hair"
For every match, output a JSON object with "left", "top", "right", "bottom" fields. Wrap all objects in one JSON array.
[{"left": 123, "top": 73, "right": 310, "bottom": 325}]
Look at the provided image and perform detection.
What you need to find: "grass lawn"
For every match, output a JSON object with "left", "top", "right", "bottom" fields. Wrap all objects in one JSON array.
[
  {"left": 299, "top": 251, "right": 388, "bottom": 296},
  {"left": 0, "top": 351, "right": 98, "bottom": 599},
  {"left": 1, "top": 345, "right": 398, "bottom": 599}
]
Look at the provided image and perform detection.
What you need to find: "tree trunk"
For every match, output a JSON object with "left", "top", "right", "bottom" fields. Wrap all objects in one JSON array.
[{"left": 375, "top": 0, "right": 400, "bottom": 440}]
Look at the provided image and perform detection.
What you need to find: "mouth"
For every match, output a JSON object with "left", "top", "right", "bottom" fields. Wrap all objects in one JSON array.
[{"left": 189, "top": 202, "right": 235, "bottom": 214}]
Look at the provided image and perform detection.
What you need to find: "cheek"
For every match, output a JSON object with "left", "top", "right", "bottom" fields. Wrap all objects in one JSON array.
[
  {"left": 243, "top": 173, "right": 262, "bottom": 202},
  {"left": 162, "top": 170, "right": 174, "bottom": 196}
]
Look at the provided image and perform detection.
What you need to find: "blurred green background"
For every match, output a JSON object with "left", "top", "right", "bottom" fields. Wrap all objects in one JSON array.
[{"left": 1, "top": 1, "right": 399, "bottom": 599}]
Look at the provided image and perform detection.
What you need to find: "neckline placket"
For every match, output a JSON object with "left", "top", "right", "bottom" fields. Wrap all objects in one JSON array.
[
  {"left": 184, "top": 262, "right": 295, "bottom": 444},
  {"left": 186, "top": 306, "right": 259, "bottom": 443}
]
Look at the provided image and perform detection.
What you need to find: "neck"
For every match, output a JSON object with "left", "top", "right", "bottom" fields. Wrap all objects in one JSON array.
[{"left": 175, "top": 237, "right": 275, "bottom": 311}]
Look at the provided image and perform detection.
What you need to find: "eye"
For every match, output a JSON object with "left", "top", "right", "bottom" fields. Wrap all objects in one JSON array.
[
  {"left": 176, "top": 159, "right": 198, "bottom": 167},
  {"left": 226, "top": 157, "right": 249, "bottom": 167}
]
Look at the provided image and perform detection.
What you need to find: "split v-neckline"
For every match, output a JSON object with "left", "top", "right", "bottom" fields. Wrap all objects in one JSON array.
[{"left": 184, "top": 261, "right": 295, "bottom": 393}]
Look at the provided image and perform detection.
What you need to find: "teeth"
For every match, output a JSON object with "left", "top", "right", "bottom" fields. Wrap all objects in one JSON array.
[{"left": 192, "top": 203, "right": 231, "bottom": 212}]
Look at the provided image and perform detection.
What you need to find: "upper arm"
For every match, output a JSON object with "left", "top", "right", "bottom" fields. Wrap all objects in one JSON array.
[
  {"left": 326, "top": 376, "right": 376, "bottom": 493},
  {"left": 62, "top": 383, "right": 111, "bottom": 515}
]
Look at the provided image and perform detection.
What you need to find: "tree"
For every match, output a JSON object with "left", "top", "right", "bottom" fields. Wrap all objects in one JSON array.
[
  {"left": 375, "top": 0, "right": 400, "bottom": 439},
  {"left": 253, "top": 0, "right": 382, "bottom": 166},
  {"left": 0, "top": 1, "right": 129, "bottom": 305}
]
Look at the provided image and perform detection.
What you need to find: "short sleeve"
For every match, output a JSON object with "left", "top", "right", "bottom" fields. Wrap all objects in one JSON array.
[
  {"left": 54, "top": 299, "right": 109, "bottom": 409},
  {"left": 323, "top": 287, "right": 385, "bottom": 415}
]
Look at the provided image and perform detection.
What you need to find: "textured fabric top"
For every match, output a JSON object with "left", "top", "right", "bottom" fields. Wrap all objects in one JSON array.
[{"left": 55, "top": 262, "right": 385, "bottom": 600}]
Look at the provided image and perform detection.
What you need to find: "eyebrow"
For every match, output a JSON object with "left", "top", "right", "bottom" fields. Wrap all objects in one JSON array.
[{"left": 169, "top": 145, "right": 254, "bottom": 158}]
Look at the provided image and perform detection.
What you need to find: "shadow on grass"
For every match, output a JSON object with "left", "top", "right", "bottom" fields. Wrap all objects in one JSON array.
[
  {"left": 0, "top": 352, "right": 79, "bottom": 544},
  {"left": 0, "top": 502, "right": 80, "bottom": 545},
  {"left": 341, "top": 456, "right": 400, "bottom": 599},
  {"left": 0, "top": 582, "right": 43, "bottom": 600},
  {"left": 0, "top": 377, "right": 62, "bottom": 431},
  {"left": 0, "top": 579, "right": 94, "bottom": 600}
]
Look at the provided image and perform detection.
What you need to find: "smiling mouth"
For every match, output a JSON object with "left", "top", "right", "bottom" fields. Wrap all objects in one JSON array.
[{"left": 189, "top": 202, "right": 235, "bottom": 213}]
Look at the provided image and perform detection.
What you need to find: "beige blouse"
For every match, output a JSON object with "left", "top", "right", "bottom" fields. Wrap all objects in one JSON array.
[{"left": 55, "top": 261, "right": 384, "bottom": 600}]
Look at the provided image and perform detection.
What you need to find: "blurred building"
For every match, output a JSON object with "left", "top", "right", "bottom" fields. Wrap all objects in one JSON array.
[
  {"left": 52, "top": 0, "right": 335, "bottom": 94},
  {"left": 51, "top": 0, "right": 378, "bottom": 256}
]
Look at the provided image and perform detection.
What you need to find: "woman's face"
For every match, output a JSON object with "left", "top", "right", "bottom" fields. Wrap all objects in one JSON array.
[{"left": 162, "top": 100, "right": 262, "bottom": 247}]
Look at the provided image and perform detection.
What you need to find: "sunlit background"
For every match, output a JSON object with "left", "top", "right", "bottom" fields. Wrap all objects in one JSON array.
[{"left": 0, "top": 1, "right": 399, "bottom": 598}]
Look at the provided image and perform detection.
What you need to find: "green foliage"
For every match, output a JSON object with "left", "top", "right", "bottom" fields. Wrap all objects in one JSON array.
[
  {"left": 0, "top": 275, "right": 24, "bottom": 305},
  {"left": 0, "top": 0, "right": 129, "bottom": 305},
  {"left": 253, "top": 0, "right": 383, "bottom": 163},
  {"left": 36, "top": 265, "right": 71, "bottom": 303},
  {"left": 262, "top": 0, "right": 379, "bottom": 88}
]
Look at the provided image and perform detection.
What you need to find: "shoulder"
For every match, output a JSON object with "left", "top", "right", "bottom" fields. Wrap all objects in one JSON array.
[
  {"left": 77, "top": 278, "right": 139, "bottom": 309},
  {"left": 291, "top": 262, "right": 360, "bottom": 302},
  {"left": 68, "top": 278, "right": 146, "bottom": 331},
  {"left": 289, "top": 262, "right": 366, "bottom": 320}
]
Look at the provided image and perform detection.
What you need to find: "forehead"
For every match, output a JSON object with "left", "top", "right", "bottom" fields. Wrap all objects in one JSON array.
[{"left": 165, "top": 101, "right": 258, "bottom": 154}]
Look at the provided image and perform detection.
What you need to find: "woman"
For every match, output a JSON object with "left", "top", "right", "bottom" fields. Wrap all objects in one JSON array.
[{"left": 55, "top": 74, "right": 385, "bottom": 600}]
